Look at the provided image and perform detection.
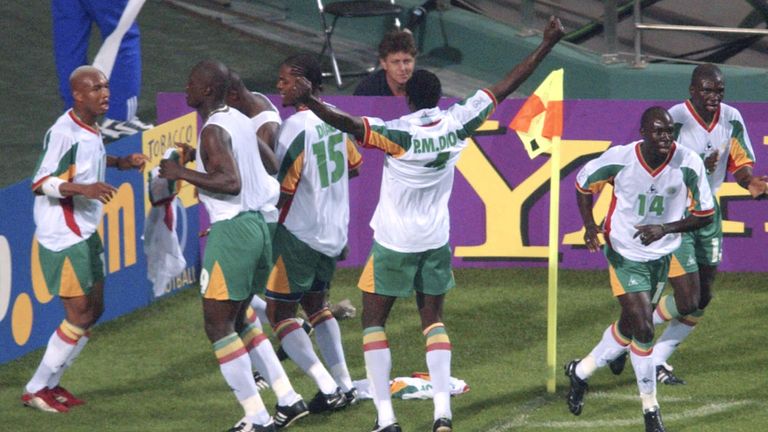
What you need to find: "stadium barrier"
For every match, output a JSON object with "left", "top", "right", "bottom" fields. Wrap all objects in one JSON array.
[
  {"left": 0, "top": 113, "right": 201, "bottom": 364},
  {"left": 160, "top": 93, "right": 768, "bottom": 272}
]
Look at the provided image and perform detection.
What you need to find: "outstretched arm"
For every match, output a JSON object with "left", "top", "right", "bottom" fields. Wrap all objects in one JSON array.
[
  {"left": 291, "top": 77, "right": 366, "bottom": 141},
  {"left": 487, "top": 16, "right": 565, "bottom": 102},
  {"left": 733, "top": 165, "right": 768, "bottom": 198}
]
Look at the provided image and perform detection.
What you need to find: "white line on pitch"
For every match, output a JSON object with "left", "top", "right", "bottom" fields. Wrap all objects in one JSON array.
[{"left": 490, "top": 399, "right": 759, "bottom": 430}]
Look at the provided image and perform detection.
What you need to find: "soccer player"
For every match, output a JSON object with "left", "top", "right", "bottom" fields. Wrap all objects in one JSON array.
[
  {"left": 159, "top": 60, "right": 276, "bottom": 432},
  {"left": 265, "top": 53, "right": 362, "bottom": 414},
  {"left": 288, "top": 16, "right": 565, "bottom": 432},
  {"left": 223, "top": 70, "right": 310, "bottom": 427},
  {"left": 651, "top": 64, "right": 768, "bottom": 383},
  {"left": 566, "top": 107, "right": 715, "bottom": 432},
  {"left": 608, "top": 64, "right": 768, "bottom": 385},
  {"left": 354, "top": 30, "right": 417, "bottom": 97},
  {"left": 23, "top": 65, "right": 148, "bottom": 413}
]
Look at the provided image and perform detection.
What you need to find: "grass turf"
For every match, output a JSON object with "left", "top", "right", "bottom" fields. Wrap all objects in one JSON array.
[{"left": 1, "top": 268, "right": 767, "bottom": 431}]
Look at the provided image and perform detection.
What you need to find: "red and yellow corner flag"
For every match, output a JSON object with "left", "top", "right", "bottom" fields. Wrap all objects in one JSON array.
[{"left": 509, "top": 69, "right": 564, "bottom": 159}]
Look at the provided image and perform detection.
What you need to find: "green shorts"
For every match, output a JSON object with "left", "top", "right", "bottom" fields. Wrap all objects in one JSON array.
[
  {"left": 38, "top": 232, "right": 104, "bottom": 297},
  {"left": 358, "top": 241, "right": 455, "bottom": 298},
  {"left": 200, "top": 212, "right": 271, "bottom": 301},
  {"left": 669, "top": 202, "right": 723, "bottom": 277},
  {"left": 604, "top": 245, "right": 668, "bottom": 302},
  {"left": 266, "top": 224, "right": 338, "bottom": 302}
]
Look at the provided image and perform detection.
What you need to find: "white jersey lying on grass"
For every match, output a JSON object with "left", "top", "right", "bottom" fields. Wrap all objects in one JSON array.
[
  {"left": 576, "top": 141, "right": 715, "bottom": 262},
  {"left": 32, "top": 110, "right": 106, "bottom": 251},
  {"left": 249, "top": 92, "right": 281, "bottom": 224},
  {"left": 669, "top": 100, "right": 755, "bottom": 194},
  {"left": 361, "top": 89, "right": 497, "bottom": 253},
  {"left": 276, "top": 107, "right": 362, "bottom": 257},
  {"left": 196, "top": 106, "right": 274, "bottom": 224}
]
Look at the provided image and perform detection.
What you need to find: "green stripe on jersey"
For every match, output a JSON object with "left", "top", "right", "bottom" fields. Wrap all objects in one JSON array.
[
  {"left": 673, "top": 123, "right": 683, "bottom": 140},
  {"left": 278, "top": 131, "right": 305, "bottom": 183},
  {"left": 456, "top": 99, "right": 493, "bottom": 140},
  {"left": 371, "top": 124, "right": 412, "bottom": 152},
  {"left": 583, "top": 163, "right": 624, "bottom": 189},
  {"left": 681, "top": 166, "right": 704, "bottom": 211},
  {"left": 729, "top": 120, "right": 755, "bottom": 161}
]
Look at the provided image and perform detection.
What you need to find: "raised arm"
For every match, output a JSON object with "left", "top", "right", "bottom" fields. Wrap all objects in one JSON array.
[
  {"left": 291, "top": 77, "right": 366, "bottom": 141},
  {"left": 159, "top": 125, "right": 241, "bottom": 195},
  {"left": 487, "top": 16, "right": 565, "bottom": 102}
]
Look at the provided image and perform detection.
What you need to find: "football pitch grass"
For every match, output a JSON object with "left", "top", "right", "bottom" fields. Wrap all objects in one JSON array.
[{"left": 2, "top": 268, "right": 767, "bottom": 431}]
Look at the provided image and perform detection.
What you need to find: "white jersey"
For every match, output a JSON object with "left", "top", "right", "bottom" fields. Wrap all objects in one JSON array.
[
  {"left": 196, "top": 106, "right": 273, "bottom": 224},
  {"left": 361, "top": 89, "right": 497, "bottom": 253},
  {"left": 249, "top": 92, "right": 281, "bottom": 224},
  {"left": 276, "top": 107, "right": 362, "bottom": 257},
  {"left": 669, "top": 101, "right": 755, "bottom": 194},
  {"left": 576, "top": 141, "right": 715, "bottom": 262},
  {"left": 32, "top": 110, "right": 106, "bottom": 251}
]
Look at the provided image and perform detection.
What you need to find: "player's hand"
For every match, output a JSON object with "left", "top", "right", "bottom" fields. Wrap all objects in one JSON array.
[
  {"left": 633, "top": 224, "right": 666, "bottom": 246},
  {"left": 175, "top": 142, "right": 196, "bottom": 164},
  {"left": 704, "top": 151, "right": 719, "bottom": 174},
  {"left": 583, "top": 223, "right": 603, "bottom": 252},
  {"left": 747, "top": 175, "right": 768, "bottom": 198},
  {"left": 542, "top": 16, "right": 565, "bottom": 46},
  {"left": 159, "top": 158, "right": 184, "bottom": 181},
  {"left": 289, "top": 75, "right": 313, "bottom": 105},
  {"left": 80, "top": 182, "right": 117, "bottom": 203}
]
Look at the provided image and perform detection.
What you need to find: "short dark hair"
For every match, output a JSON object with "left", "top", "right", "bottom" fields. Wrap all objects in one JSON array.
[
  {"left": 378, "top": 30, "right": 417, "bottom": 59},
  {"left": 282, "top": 53, "right": 323, "bottom": 91},
  {"left": 406, "top": 69, "right": 441, "bottom": 110},
  {"left": 690, "top": 63, "right": 723, "bottom": 87},
  {"left": 640, "top": 106, "right": 670, "bottom": 129}
]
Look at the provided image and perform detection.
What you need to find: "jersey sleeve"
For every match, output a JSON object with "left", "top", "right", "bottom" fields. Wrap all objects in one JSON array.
[
  {"left": 361, "top": 117, "right": 411, "bottom": 157},
  {"left": 575, "top": 151, "right": 624, "bottom": 195},
  {"left": 276, "top": 126, "right": 305, "bottom": 195},
  {"left": 682, "top": 155, "right": 715, "bottom": 217},
  {"left": 31, "top": 129, "right": 78, "bottom": 191},
  {"left": 447, "top": 89, "right": 497, "bottom": 139},
  {"left": 726, "top": 113, "right": 755, "bottom": 174},
  {"left": 346, "top": 136, "right": 362, "bottom": 170}
]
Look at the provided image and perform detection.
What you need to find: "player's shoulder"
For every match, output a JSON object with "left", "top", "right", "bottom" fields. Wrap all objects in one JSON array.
[
  {"left": 718, "top": 102, "right": 743, "bottom": 121},
  {"left": 667, "top": 101, "right": 690, "bottom": 121},
  {"left": 604, "top": 141, "right": 638, "bottom": 160}
]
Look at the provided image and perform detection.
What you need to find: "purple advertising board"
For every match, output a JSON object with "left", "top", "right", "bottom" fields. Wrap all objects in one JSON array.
[{"left": 158, "top": 93, "right": 768, "bottom": 272}]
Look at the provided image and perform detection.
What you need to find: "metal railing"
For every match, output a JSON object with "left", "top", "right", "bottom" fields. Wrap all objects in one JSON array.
[{"left": 632, "top": 0, "right": 768, "bottom": 67}]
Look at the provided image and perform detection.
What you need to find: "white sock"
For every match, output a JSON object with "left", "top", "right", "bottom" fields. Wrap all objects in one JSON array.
[
  {"left": 653, "top": 318, "right": 696, "bottom": 366},
  {"left": 312, "top": 309, "right": 353, "bottom": 392},
  {"left": 576, "top": 322, "right": 629, "bottom": 380},
  {"left": 248, "top": 296, "right": 269, "bottom": 330},
  {"left": 424, "top": 323, "right": 452, "bottom": 421},
  {"left": 214, "top": 333, "right": 271, "bottom": 425},
  {"left": 47, "top": 332, "right": 90, "bottom": 388},
  {"left": 26, "top": 321, "right": 85, "bottom": 393},
  {"left": 276, "top": 319, "right": 337, "bottom": 394},
  {"left": 364, "top": 327, "right": 396, "bottom": 427},
  {"left": 241, "top": 323, "right": 301, "bottom": 406},
  {"left": 630, "top": 340, "right": 656, "bottom": 410}
]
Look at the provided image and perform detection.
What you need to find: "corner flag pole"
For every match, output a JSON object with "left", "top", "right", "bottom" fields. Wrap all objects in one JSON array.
[
  {"left": 507, "top": 68, "right": 564, "bottom": 393},
  {"left": 546, "top": 134, "right": 561, "bottom": 393}
]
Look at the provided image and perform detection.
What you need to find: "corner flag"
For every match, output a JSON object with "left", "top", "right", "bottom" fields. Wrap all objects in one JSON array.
[{"left": 509, "top": 69, "right": 564, "bottom": 159}]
